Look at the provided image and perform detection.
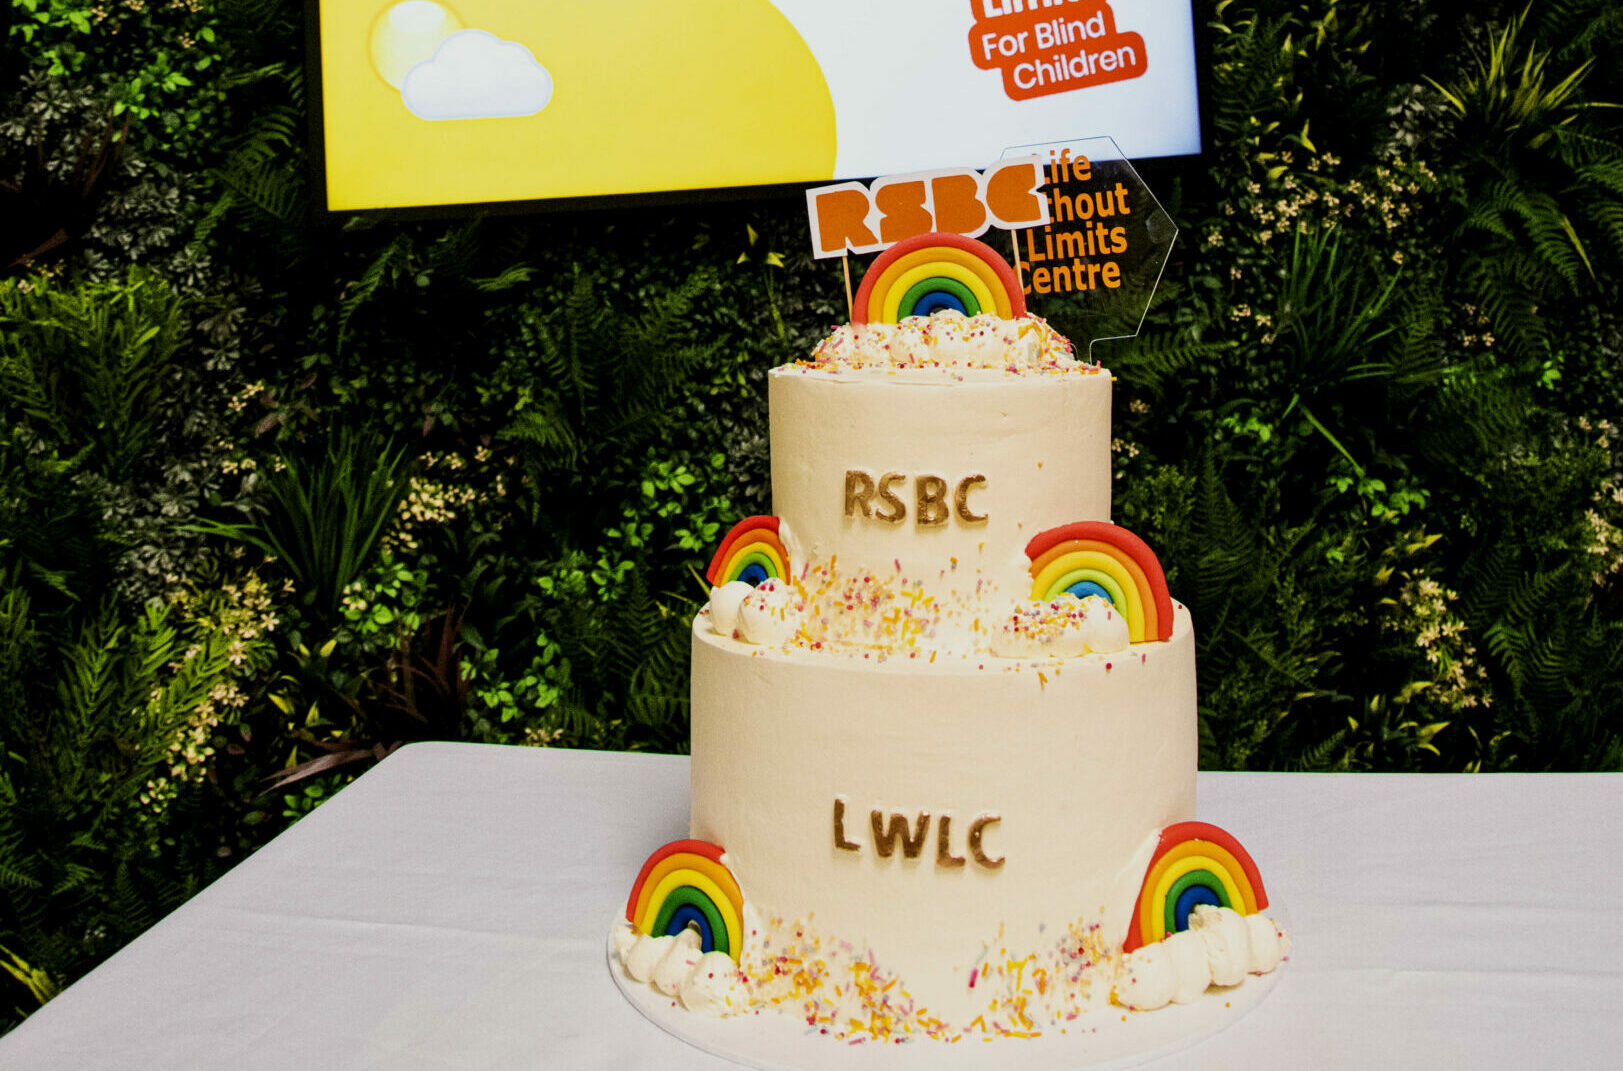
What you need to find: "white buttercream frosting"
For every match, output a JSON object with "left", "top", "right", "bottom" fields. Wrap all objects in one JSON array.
[
  {"left": 677, "top": 951, "right": 750, "bottom": 1016},
  {"left": 1110, "top": 939, "right": 1178, "bottom": 1011},
  {"left": 612, "top": 924, "right": 750, "bottom": 1017},
  {"left": 1244, "top": 912, "right": 1286, "bottom": 973},
  {"left": 1081, "top": 597, "right": 1131, "bottom": 653},
  {"left": 1166, "top": 928, "right": 1215, "bottom": 1005},
  {"left": 808, "top": 311, "right": 1079, "bottom": 371},
  {"left": 650, "top": 928, "right": 704, "bottom": 996},
  {"left": 735, "top": 577, "right": 799, "bottom": 646},
  {"left": 610, "top": 921, "right": 638, "bottom": 962},
  {"left": 622, "top": 928, "right": 671, "bottom": 983},
  {"left": 706, "top": 581, "right": 754, "bottom": 639},
  {"left": 1111, "top": 908, "right": 1291, "bottom": 1011},
  {"left": 1191, "top": 901, "right": 1253, "bottom": 986}
]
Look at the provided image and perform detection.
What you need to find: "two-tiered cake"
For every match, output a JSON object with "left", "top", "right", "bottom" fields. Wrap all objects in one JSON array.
[{"left": 611, "top": 234, "right": 1287, "bottom": 1041}]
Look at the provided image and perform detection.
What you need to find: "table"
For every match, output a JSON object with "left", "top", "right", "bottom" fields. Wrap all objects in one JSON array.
[{"left": 1, "top": 742, "right": 1618, "bottom": 1069}]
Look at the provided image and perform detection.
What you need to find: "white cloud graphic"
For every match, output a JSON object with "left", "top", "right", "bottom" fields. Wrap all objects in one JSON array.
[{"left": 401, "top": 29, "right": 552, "bottom": 121}]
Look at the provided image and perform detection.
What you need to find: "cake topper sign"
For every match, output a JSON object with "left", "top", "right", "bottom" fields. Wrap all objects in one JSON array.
[
  {"left": 1003, "top": 136, "right": 1178, "bottom": 349},
  {"left": 805, "top": 137, "right": 1174, "bottom": 353}
]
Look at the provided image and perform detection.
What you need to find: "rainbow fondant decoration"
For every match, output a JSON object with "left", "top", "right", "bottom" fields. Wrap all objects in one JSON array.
[
  {"left": 705, "top": 516, "right": 789, "bottom": 588},
  {"left": 625, "top": 839, "right": 746, "bottom": 962},
  {"left": 852, "top": 232, "right": 1027, "bottom": 324},
  {"left": 1024, "top": 521, "right": 1175, "bottom": 643},
  {"left": 1123, "top": 822, "right": 1270, "bottom": 953}
]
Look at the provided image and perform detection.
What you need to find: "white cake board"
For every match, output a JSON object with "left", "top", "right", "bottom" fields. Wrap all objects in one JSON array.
[{"left": 607, "top": 923, "right": 1283, "bottom": 1071}]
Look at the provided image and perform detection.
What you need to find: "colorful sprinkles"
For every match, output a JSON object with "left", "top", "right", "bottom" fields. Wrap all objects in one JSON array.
[
  {"left": 737, "top": 913, "right": 1117, "bottom": 1042},
  {"left": 799, "top": 311, "right": 1097, "bottom": 374}
]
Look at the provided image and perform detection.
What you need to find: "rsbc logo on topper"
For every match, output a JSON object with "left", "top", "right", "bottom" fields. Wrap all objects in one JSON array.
[
  {"left": 805, "top": 158, "right": 1049, "bottom": 259},
  {"left": 969, "top": 0, "right": 1148, "bottom": 102}
]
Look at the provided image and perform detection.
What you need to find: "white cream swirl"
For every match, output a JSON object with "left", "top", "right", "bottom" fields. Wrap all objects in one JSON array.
[
  {"left": 650, "top": 928, "right": 704, "bottom": 996},
  {"left": 735, "top": 578, "right": 800, "bottom": 647},
  {"left": 678, "top": 951, "right": 751, "bottom": 1015},
  {"left": 613, "top": 924, "right": 752, "bottom": 1017},
  {"left": 1244, "top": 912, "right": 1287, "bottom": 973},
  {"left": 1166, "top": 927, "right": 1216, "bottom": 1004},
  {"left": 1112, "top": 907, "right": 1291, "bottom": 1011},
  {"left": 622, "top": 928, "right": 671, "bottom": 983},
  {"left": 1190, "top": 900, "right": 1253, "bottom": 985},
  {"left": 1081, "top": 598, "right": 1130, "bottom": 653},
  {"left": 706, "top": 580, "right": 755, "bottom": 639}
]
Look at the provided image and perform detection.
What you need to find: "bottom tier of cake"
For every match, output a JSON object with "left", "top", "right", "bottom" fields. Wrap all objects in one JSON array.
[{"left": 687, "top": 604, "right": 1198, "bottom": 1029}]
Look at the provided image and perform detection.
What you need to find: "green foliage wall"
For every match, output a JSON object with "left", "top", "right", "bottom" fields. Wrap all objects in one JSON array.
[{"left": 1, "top": 0, "right": 1621, "bottom": 1028}]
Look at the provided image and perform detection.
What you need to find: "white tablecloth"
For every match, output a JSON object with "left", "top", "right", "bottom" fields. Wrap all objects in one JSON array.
[{"left": 1, "top": 742, "right": 1618, "bottom": 1069}]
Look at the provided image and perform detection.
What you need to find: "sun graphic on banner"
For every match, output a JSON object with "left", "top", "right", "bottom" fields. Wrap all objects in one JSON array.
[{"left": 368, "top": 1, "right": 463, "bottom": 89}]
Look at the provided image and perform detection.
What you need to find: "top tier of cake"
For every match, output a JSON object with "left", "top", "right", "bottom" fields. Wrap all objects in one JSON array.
[{"left": 768, "top": 312, "right": 1112, "bottom": 656}]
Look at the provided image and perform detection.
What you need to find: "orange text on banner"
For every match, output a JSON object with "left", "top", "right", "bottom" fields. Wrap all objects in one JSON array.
[
  {"left": 806, "top": 159, "right": 1049, "bottom": 259},
  {"left": 968, "top": 0, "right": 1148, "bottom": 103}
]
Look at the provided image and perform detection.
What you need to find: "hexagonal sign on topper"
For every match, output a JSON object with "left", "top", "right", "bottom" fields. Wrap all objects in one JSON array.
[
  {"left": 1001, "top": 136, "right": 1176, "bottom": 356},
  {"left": 804, "top": 136, "right": 1174, "bottom": 357}
]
